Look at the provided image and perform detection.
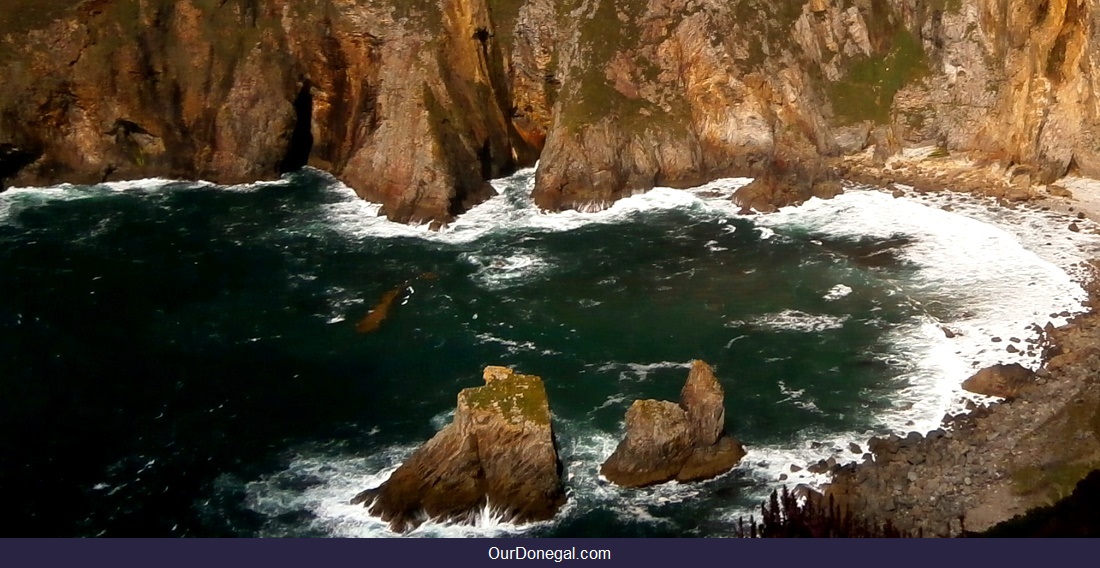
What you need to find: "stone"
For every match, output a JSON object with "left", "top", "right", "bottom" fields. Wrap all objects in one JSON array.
[
  {"left": 962, "top": 363, "right": 1036, "bottom": 399},
  {"left": 680, "top": 360, "right": 725, "bottom": 446},
  {"left": 601, "top": 360, "right": 745, "bottom": 487},
  {"left": 849, "top": 442, "right": 863, "bottom": 454},
  {"left": 354, "top": 366, "right": 565, "bottom": 532},
  {"left": 676, "top": 435, "right": 748, "bottom": 482},
  {"left": 600, "top": 400, "right": 694, "bottom": 487}
]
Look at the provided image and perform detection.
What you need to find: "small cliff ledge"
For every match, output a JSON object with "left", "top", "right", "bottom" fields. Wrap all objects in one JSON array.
[
  {"left": 601, "top": 360, "right": 747, "bottom": 487},
  {"left": 352, "top": 366, "right": 566, "bottom": 533}
]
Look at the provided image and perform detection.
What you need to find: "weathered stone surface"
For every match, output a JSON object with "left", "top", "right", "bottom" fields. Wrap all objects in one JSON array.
[
  {"left": 353, "top": 366, "right": 565, "bottom": 533},
  {"left": 962, "top": 363, "right": 1037, "bottom": 399},
  {"left": 680, "top": 360, "right": 725, "bottom": 446},
  {"left": 677, "top": 436, "right": 748, "bottom": 482},
  {"left": 601, "top": 360, "right": 746, "bottom": 487},
  {"left": 599, "top": 400, "right": 695, "bottom": 487}
]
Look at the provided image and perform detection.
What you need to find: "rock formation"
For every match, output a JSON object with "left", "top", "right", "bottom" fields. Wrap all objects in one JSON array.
[
  {"left": 3, "top": 1, "right": 1100, "bottom": 221},
  {"left": 601, "top": 360, "right": 747, "bottom": 487},
  {"left": 351, "top": 366, "right": 565, "bottom": 533},
  {"left": 962, "top": 363, "right": 1037, "bottom": 399},
  {"left": 0, "top": 0, "right": 536, "bottom": 226}
]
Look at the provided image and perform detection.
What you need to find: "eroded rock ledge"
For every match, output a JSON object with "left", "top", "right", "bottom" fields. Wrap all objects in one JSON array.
[
  {"left": 352, "top": 366, "right": 565, "bottom": 533},
  {"left": 601, "top": 360, "right": 747, "bottom": 487}
]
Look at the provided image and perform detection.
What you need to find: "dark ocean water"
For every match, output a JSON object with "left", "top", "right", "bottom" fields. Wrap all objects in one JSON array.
[{"left": 0, "top": 168, "right": 1091, "bottom": 537}]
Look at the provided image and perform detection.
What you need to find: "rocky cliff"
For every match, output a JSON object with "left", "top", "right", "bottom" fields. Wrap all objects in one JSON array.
[
  {"left": 2, "top": 0, "right": 1099, "bottom": 221},
  {"left": 0, "top": 0, "right": 535, "bottom": 225}
]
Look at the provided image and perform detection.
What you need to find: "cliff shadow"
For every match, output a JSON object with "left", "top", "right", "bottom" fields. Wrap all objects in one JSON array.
[{"left": 278, "top": 83, "right": 314, "bottom": 175}]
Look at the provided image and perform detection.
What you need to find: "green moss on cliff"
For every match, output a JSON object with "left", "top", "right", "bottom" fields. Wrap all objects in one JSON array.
[
  {"left": 461, "top": 373, "right": 551, "bottom": 425},
  {"left": 826, "top": 28, "right": 929, "bottom": 124},
  {"left": 558, "top": 0, "right": 691, "bottom": 135},
  {"left": 1013, "top": 461, "right": 1100, "bottom": 505}
]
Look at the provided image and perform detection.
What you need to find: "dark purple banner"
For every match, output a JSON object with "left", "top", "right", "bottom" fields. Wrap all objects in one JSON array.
[{"left": 1, "top": 538, "right": 1092, "bottom": 568}]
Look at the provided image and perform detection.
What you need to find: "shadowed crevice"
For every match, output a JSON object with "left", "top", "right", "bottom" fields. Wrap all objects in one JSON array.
[{"left": 278, "top": 83, "right": 314, "bottom": 174}]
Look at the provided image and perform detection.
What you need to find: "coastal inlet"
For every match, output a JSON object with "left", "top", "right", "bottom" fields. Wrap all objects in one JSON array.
[{"left": 0, "top": 168, "right": 1096, "bottom": 536}]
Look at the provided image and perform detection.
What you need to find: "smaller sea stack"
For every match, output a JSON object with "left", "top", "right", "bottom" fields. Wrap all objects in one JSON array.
[
  {"left": 352, "top": 366, "right": 566, "bottom": 533},
  {"left": 601, "top": 360, "right": 747, "bottom": 487}
]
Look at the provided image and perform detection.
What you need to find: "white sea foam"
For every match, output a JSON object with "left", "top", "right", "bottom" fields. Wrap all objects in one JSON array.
[
  {"left": 474, "top": 332, "right": 548, "bottom": 354},
  {"left": 824, "top": 284, "right": 853, "bottom": 301},
  {"left": 461, "top": 251, "right": 553, "bottom": 290},
  {"left": 729, "top": 310, "right": 850, "bottom": 333},
  {"left": 749, "top": 188, "right": 1100, "bottom": 436},
  {"left": 317, "top": 168, "right": 752, "bottom": 246},
  {"left": 594, "top": 360, "right": 693, "bottom": 383},
  {"left": 1, "top": 175, "right": 288, "bottom": 224}
]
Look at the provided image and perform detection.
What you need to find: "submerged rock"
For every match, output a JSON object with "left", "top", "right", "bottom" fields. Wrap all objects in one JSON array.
[
  {"left": 352, "top": 366, "right": 565, "bottom": 533},
  {"left": 962, "top": 363, "right": 1036, "bottom": 399},
  {"left": 600, "top": 360, "right": 746, "bottom": 487}
]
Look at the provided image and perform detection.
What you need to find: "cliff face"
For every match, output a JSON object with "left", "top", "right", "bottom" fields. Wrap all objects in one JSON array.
[
  {"left": 2, "top": 0, "right": 1099, "bottom": 220},
  {"left": 0, "top": 0, "right": 535, "bottom": 225},
  {"left": 529, "top": 0, "right": 1100, "bottom": 210}
]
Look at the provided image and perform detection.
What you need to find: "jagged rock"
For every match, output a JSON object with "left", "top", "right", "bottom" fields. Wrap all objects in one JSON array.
[
  {"left": 680, "top": 360, "right": 725, "bottom": 446},
  {"left": 353, "top": 366, "right": 565, "bottom": 532},
  {"left": 962, "top": 363, "right": 1036, "bottom": 399},
  {"left": 600, "top": 360, "right": 745, "bottom": 487}
]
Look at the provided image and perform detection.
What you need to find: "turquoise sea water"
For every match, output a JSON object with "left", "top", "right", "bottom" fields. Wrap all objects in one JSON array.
[{"left": 0, "top": 168, "right": 1094, "bottom": 536}]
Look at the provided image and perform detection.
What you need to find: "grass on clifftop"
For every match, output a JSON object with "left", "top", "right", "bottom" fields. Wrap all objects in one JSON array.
[{"left": 460, "top": 373, "right": 551, "bottom": 425}]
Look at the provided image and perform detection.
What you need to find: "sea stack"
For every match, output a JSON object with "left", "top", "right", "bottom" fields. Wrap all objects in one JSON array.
[
  {"left": 601, "top": 360, "right": 747, "bottom": 487},
  {"left": 352, "top": 366, "right": 566, "bottom": 533}
]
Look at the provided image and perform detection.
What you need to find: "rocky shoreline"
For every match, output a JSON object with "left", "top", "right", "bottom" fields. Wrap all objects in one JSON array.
[{"left": 801, "top": 160, "right": 1100, "bottom": 535}]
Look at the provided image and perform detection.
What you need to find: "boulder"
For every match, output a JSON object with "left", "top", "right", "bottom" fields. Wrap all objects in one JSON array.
[
  {"left": 600, "top": 360, "right": 746, "bottom": 487},
  {"left": 353, "top": 366, "right": 565, "bottom": 532},
  {"left": 961, "top": 363, "right": 1036, "bottom": 398}
]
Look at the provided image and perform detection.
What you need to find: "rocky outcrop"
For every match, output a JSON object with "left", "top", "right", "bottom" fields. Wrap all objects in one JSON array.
[
  {"left": 601, "top": 360, "right": 746, "bottom": 487},
  {"left": 962, "top": 363, "right": 1037, "bottom": 399},
  {"left": 352, "top": 366, "right": 565, "bottom": 533}
]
